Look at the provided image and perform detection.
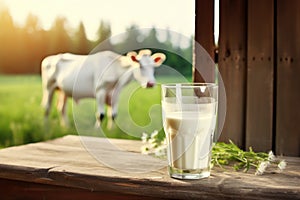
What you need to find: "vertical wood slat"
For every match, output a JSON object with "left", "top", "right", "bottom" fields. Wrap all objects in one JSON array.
[
  {"left": 276, "top": 0, "right": 300, "bottom": 156},
  {"left": 194, "top": 0, "right": 215, "bottom": 83},
  {"left": 246, "top": 0, "right": 274, "bottom": 152},
  {"left": 218, "top": 0, "right": 247, "bottom": 147}
]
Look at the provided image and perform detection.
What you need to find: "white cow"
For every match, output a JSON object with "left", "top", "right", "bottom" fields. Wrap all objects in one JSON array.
[{"left": 41, "top": 49, "right": 166, "bottom": 127}]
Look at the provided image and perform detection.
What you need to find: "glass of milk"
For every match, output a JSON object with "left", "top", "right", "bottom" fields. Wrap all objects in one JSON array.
[{"left": 161, "top": 83, "right": 218, "bottom": 179}]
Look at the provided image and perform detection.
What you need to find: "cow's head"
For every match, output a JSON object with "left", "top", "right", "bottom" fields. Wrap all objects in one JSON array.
[{"left": 127, "top": 49, "right": 166, "bottom": 88}]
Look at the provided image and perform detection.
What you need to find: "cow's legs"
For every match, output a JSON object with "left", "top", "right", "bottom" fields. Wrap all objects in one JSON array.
[
  {"left": 106, "top": 106, "right": 114, "bottom": 129},
  {"left": 95, "top": 88, "right": 106, "bottom": 127},
  {"left": 42, "top": 84, "right": 56, "bottom": 119},
  {"left": 105, "top": 90, "right": 115, "bottom": 129},
  {"left": 57, "top": 90, "right": 69, "bottom": 126},
  {"left": 108, "top": 86, "right": 123, "bottom": 129}
]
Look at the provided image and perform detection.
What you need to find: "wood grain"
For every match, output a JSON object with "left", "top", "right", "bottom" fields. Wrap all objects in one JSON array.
[
  {"left": 0, "top": 135, "right": 299, "bottom": 199},
  {"left": 218, "top": 0, "right": 247, "bottom": 148},
  {"left": 276, "top": 0, "right": 300, "bottom": 156},
  {"left": 246, "top": 0, "right": 274, "bottom": 152}
]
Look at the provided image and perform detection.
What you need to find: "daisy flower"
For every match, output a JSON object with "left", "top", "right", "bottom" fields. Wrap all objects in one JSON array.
[
  {"left": 278, "top": 160, "right": 287, "bottom": 171},
  {"left": 255, "top": 161, "right": 270, "bottom": 175}
]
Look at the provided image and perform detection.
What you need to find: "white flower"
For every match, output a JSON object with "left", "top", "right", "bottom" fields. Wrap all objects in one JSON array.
[
  {"left": 141, "top": 145, "right": 150, "bottom": 154},
  {"left": 255, "top": 161, "right": 270, "bottom": 175},
  {"left": 154, "top": 145, "right": 167, "bottom": 157},
  {"left": 268, "top": 151, "right": 276, "bottom": 162},
  {"left": 150, "top": 130, "right": 159, "bottom": 139},
  {"left": 278, "top": 160, "right": 287, "bottom": 171},
  {"left": 148, "top": 138, "right": 158, "bottom": 148},
  {"left": 141, "top": 132, "right": 148, "bottom": 143}
]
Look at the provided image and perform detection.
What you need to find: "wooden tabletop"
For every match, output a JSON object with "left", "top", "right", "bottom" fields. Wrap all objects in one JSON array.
[{"left": 0, "top": 135, "right": 299, "bottom": 199}]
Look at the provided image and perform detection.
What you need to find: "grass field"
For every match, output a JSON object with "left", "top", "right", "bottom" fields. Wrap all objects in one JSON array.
[
  {"left": 0, "top": 75, "right": 71, "bottom": 147},
  {"left": 0, "top": 75, "right": 190, "bottom": 148}
]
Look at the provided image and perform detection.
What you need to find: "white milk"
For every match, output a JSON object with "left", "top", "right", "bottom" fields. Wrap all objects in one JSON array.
[{"left": 164, "top": 111, "right": 216, "bottom": 170}]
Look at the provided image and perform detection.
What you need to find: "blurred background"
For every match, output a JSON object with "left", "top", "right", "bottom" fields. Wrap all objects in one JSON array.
[
  {"left": 0, "top": 0, "right": 195, "bottom": 74},
  {"left": 0, "top": 0, "right": 195, "bottom": 147}
]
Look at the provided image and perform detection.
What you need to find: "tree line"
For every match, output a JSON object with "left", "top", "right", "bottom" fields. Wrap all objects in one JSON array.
[{"left": 0, "top": 7, "right": 193, "bottom": 77}]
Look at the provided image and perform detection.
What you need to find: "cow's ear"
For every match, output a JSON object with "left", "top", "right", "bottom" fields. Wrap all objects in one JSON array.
[
  {"left": 127, "top": 51, "right": 139, "bottom": 63},
  {"left": 151, "top": 53, "right": 166, "bottom": 67}
]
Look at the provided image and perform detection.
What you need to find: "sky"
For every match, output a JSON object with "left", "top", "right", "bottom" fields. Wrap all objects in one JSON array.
[{"left": 1, "top": 0, "right": 196, "bottom": 41}]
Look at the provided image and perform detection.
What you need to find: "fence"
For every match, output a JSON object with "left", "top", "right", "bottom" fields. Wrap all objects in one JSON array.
[{"left": 195, "top": 0, "right": 300, "bottom": 156}]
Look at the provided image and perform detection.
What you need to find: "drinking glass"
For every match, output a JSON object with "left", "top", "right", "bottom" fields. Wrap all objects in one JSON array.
[{"left": 161, "top": 83, "right": 218, "bottom": 179}]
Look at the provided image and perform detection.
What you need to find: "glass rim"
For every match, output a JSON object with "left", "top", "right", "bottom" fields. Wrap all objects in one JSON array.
[{"left": 161, "top": 82, "right": 217, "bottom": 88}]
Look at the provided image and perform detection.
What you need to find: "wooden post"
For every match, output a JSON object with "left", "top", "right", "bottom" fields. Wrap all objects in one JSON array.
[
  {"left": 276, "top": 0, "right": 300, "bottom": 156},
  {"left": 194, "top": 0, "right": 215, "bottom": 83},
  {"left": 246, "top": 0, "right": 274, "bottom": 152},
  {"left": 218, "top": 0, "right": 247, "bottom": 147}
]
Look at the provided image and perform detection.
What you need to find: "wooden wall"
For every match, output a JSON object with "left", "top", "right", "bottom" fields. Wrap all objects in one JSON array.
[
  {"left": 195, "top": 0, "right": 300, "bottom": 156},
  {"left": 276, "top": 0, "right": 300, "bottom": 156}
]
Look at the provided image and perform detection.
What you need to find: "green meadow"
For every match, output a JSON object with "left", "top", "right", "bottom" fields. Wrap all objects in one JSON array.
[{"left": 0, "top": 75, "right": 190, "bottom": 148}]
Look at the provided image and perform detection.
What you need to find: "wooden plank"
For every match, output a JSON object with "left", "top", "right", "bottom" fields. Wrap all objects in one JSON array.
[
  {"left": 218, "top": 0, "right": 247, "bottom": 147},
  {"left": 194, "top": 0, "right": 215, "bottom": 83},
  {"left": 246, "top": 0, "right": 274, "bottom": 152},
  {"left": 0, "top": 178, "right": 153, "bottom": 200},
  {"left": 0, "top": 135, "right": 299, "bottom": 199},
  {"left": 276, "top": 0, "right": 300, "bottom": 156}
]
